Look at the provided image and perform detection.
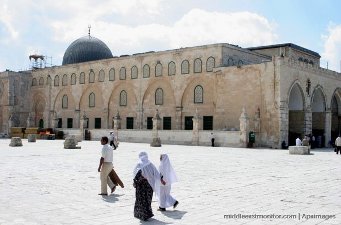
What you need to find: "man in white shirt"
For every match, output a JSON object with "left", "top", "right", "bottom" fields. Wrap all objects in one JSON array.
[
  {"left": 335, "top": 135, "right": 341, "bottom": 154},
  {"left": 296, "top": 137, "right": 302, "bottom": 146},
  {"left": 98, "top": 136, "right": 115, "bottom": 195}
]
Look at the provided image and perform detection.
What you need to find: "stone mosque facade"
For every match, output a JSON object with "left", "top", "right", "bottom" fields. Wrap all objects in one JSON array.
[{"left": 1, "top": 34, "right": 341, "bottom": 148}]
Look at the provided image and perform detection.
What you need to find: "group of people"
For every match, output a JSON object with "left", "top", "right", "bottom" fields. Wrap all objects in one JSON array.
[
  {"left": 295, "top": 134, "right": 316, "bottom": 148},
  {"left": 97, "top": 134, "right": 179, "bottom": 221}
]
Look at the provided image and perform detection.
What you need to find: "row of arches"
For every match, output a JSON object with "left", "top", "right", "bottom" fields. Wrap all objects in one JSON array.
[
  {"left": 32, "top": 77, "right": 211, "bottom": 129},
  {"left": 61, "top": 85, "right": 205, "bottom": 109},
  {"left": 287, "top": 81, "right": 341, "bottom": 146}
]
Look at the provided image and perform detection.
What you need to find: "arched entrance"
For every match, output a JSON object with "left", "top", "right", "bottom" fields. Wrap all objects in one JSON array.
[
  {"left": 39, "top": 119, "right": 44, "bottom": 128},
  {"left": 288, "top": 83, "right": 305, "bottom": 145},
  {"left": 331, "top": 90, "right": 341, "bottom": 142},
  {"left": 311, "top": 88, "right": 326, "bottom": 147}
]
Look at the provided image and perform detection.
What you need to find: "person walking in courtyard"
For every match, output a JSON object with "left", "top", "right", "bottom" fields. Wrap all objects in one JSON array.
[
  {"left": 335, "top": 135, "right": 341, "bottom": 154},
  {"left": 296, "top": 137, "right": 302, "bottom": 146},
  {"left": 97, "top": 136, "right": 116, "bottom": 195},
  {"left": 210, "top": 132, "right": 215, "bottom": 147},
  {"left": 158, "top": 154, "right": 179, "bottom": 211},
  {"left": 108, "top": 131, "right": 116, "bottom": 150},
  {"left": 133, "top": 152, "right": 162, "bottom": 221}
]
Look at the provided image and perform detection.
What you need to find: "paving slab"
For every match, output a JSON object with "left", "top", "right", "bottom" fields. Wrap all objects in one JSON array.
[{"left": 0, "top": 139, "right": 340, "bottom": 225}]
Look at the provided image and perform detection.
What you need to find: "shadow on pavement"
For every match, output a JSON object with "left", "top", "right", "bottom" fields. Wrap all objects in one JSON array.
[
  {"left": 101, "top": 193, "right": 124, "bottom": 203},
  {"left": 139, "top": 218, "right": 171, "bottom": 225},
  {"left": 160, "top": 210, "right": 187, "bottom": 220}
]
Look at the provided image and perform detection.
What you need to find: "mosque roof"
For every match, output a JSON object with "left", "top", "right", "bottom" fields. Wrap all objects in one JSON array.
[{"left": 62, "top": 36, "right": 113, "bottom": 65}]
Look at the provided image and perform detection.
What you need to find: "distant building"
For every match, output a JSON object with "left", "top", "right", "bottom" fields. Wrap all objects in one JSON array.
[{"left": 0, "top": 34, "right": 340, "bottom": 148}]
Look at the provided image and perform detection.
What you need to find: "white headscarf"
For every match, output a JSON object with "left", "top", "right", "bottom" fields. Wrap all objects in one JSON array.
[
  {"left": 159, "top": 154, "right": 178, "bottom": 185},
  {"left": 133, "top": 152, "right": 160, "bottom": 198}
]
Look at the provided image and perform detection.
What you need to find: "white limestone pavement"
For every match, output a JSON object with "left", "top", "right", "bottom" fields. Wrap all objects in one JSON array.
[{"left": 0, "top": 139, "right": 340, "bottom": 225}]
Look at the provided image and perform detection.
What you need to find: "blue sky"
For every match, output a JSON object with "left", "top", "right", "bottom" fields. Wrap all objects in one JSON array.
[{"left": 0, "top": 0, "right": 341, "bottom": 72}]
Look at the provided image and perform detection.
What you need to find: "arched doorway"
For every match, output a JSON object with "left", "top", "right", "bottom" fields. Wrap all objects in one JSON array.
[
  {"left": 311, "top": 88, "right": 326, "bottom": 147},
  {"left": 39, "top": 119, "right": 44, "bottom": 128},
  {"left": 288, "top": 83, "right": 305, "bottom": 145},
  {"left": 331, "top": 90, "right": 341, "bottom": 142}
]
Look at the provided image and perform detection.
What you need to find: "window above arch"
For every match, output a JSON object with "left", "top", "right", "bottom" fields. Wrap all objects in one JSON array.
[
  {"left": 89, "top": 70, "right": 95, "bottom": 83},
  {"left": 143, "top": 64, "right": 150, "bottom": 78},
  {"left": 120, "top": 67, "right": 126, "bottom": 80},
  {"left": 89, "top": 92, "right": 95, "bottom": 107},
  {"left": 181, "top": 60, "right": 189, "bottom": 74},
  {"left": 62, "top": 74, "right": 68, "bottom": 86},
  {"left": 206, "top": 57, "right": 215, "bottom": 72},
  {"left": 120, "top": 90, "right": 127, "bottom": 106},
  {"left": 194, "top": 58, "right": 202, "bottom": 73},
  {"left": 62, "top": 95, "right": 68, "bottom": 109},
  {"left": 194, "top": 85, "right": 203, "bottom": 103},
  {"left": 155, "top": 63, "right": 163, "bottom": 77},
  {"left": 168, "top": 61, "right": 176, "bottom": 76},
  {"left": 98, "top": 69, "right": 105, "bottom": 82},
  {"left": 32, "top": 78, "right": 37, "bottom": 86},
  {"left": 54, "top": 75, "right": 59, "bottom": 86},
  {"left": 79, "top": 72, "right": 85, "bottom": 84},
  {"left": 109, "top": 68, "right": 115, "bottom": 81},
  {"left": 71, "top": 73, "right": 76, "bottom": 85},
  {"left": 155, "top": 88, "right": 163, "bottom": 105},
  {"left": 39, "top": 77, "right": 44, "bottom": 86},
  {"left": 131, "top": 66, "right": 138, "bottom": 79}
]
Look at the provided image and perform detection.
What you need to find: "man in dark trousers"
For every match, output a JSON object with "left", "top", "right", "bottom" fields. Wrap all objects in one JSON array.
[{"left": 210, "top": 132, "right": 215, "bottom": 147}]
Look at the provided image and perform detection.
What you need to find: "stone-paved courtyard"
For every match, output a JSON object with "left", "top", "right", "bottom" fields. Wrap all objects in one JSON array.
[{"left": 0, "top": 139, "right": 340, "bottom": 225}]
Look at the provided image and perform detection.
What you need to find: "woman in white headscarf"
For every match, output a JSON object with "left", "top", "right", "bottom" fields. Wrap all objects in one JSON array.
[
  {"left": 158, "top": 154, "right": 179, "bottom": 211},
  {"left": 133, "top": 152, "right": 161, "bottom": 221}
]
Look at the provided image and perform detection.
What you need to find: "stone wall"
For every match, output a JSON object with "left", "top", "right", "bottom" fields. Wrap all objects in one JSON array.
[{"left": 60, "top": 129, "right": 240, "bottom": 147}]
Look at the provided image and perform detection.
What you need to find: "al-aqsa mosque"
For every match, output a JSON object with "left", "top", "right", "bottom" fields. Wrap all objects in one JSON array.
[{"left": 1, "top": 31, "right": 341, "bottom": 148}]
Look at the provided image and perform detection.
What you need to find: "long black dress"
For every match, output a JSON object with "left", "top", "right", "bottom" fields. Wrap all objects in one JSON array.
[{"left": 133, "top": 170, "right": 154, "bottom": 221}]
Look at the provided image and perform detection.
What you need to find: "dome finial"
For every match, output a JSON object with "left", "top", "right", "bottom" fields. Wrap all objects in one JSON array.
[{"left": 88, "top": 24, "right": 91, "bottom": 37}]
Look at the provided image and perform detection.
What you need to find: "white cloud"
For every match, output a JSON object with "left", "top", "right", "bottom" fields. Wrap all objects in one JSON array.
[
  {"left": 322, "top": 24, "right": 341, "bottom": 72},
  {"left": 51, "top": 8, "right": 278, "bottom": 57},
  {"left": 0, "top": 3, "right": 19, "bottom": 40},
  {"left": 170, "top": 9, "right": 277, "bottom": 48}
]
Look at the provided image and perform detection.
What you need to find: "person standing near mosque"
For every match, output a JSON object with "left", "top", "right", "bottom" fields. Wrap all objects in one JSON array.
[
  {"left": 335, "top": 135, "right": 341, "bottom": 154},
  {"left": 158, "top": 154, "right": 179, "bottom": 211},
  {"left": 108, "top": 131, "right": 116, "bottom": 150},
  {"left": 210, "top": 132, "right": 215, "bottom": 147},
  {"left": 133, "top": 152, "right": 162, "bottom": 221},
  {"left": 97, "top": 136, "right": 116, "bottom": 195},
  {"left": 296, "top": 137, "right": 302, "bottom": 146}
]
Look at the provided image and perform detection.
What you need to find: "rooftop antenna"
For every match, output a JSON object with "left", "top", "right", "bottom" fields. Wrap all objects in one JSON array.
[{"left": 88, "top": 25, "right": 91, "bottom": 37}]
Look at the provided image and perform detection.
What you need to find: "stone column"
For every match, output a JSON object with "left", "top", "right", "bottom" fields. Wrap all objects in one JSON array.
[
  {"left": 253, "top": 108, "right": 260, "bottom": 148},
  {"left": 279, "top": 101, "right": 289, "bottom": 147},
  {"left": 325, "top": 110, "right": 331, "bottom": 147},
  {"left": 239, "top": 107, "right": 249, "bottom": 147},
  {"left": 52, "top": 112, "right": 58, "bottom": 129},
  {"left": 80, "top": 112, "right": 88, "bottom": 140},
  {"left": 192, "top": 109, "right": 199, "bottom": 145},
  {"left": 8, "top": 115, "right": 13, "bottom": 137},
  {"left": 113, "top": 111, "right": 121, "bottom": 142},
  {"left": 175, "top": 106, "right": 183, "bottom": 130},
  {"left": 150, "top": 109, "right": 161, "bottom": 147},
  {"left": 137, "top": 107, "right": 143, "bottom": 129},
  {"left": 75, "top": 109, "right": 80, "bottom": 128},
  {"left": 304, "top": 107, "right": 312, "bottom": 136}
]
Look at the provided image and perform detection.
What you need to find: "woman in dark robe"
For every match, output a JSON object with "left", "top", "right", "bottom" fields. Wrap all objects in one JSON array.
[{"left": 133, "top": 152, "right": 161, "bottom": 221}]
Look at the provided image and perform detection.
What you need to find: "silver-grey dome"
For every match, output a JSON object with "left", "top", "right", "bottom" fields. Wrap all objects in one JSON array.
[{"left": 62, "top": 36, "right": 113, "bottom": 65}]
